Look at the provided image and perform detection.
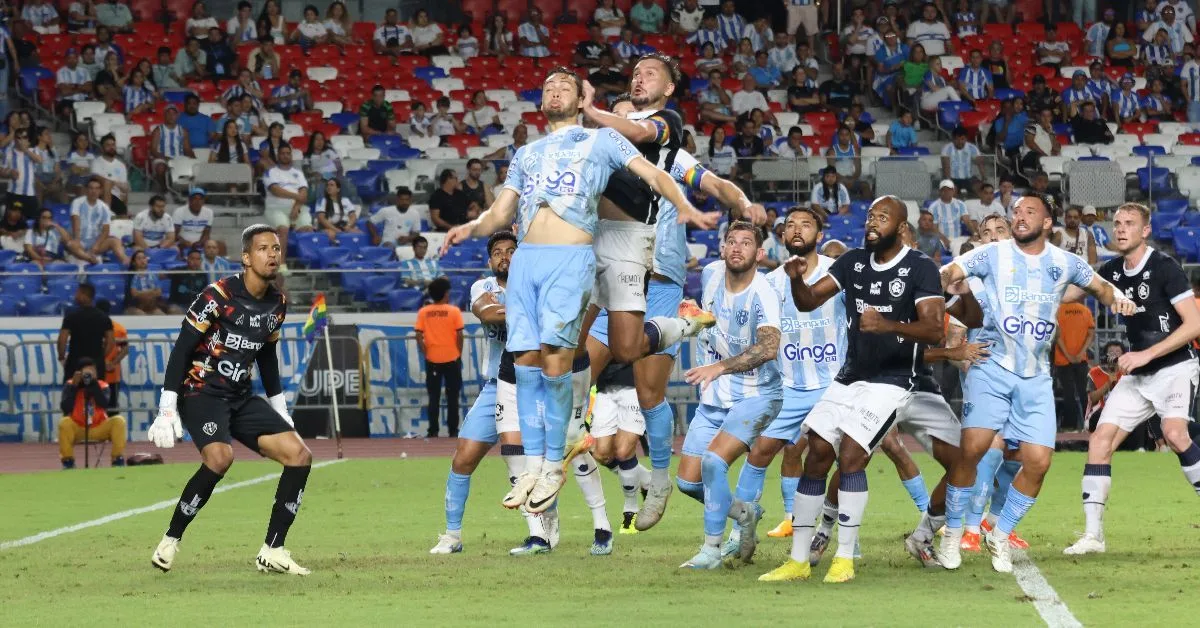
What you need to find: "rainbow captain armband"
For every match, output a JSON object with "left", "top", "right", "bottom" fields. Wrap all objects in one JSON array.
[
  {"left": 682, "top": 164, "right": 708, "bottom": 191},
  {"left": 647, "top": 116, "right": 671, "bottom": 144}
]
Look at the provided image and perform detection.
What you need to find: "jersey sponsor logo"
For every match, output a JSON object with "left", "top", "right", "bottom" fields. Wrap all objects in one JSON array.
[
  {"left": 783, "top": 341, "right": 839, "bottom": 363},
  {"left": 779, "top": 316, "right": 833, "bottom": 333},
  {"left": 1001, "top": 316, "right": 1056, "bottom": 341},
  {"left": 888, "top": 278, "right": 906, "bottom": 298},
  {"left": 617, "top": 271, "right": 642, "bottom": 286},
  {"left": 216, "top": 359, "right": 251, "bottom": 381},
  {"left": 249, "top": 315, "right": 263, "bottom": 328},
  {"left": 964, "top": 250, "right": 990, "bottom": 268},
  {"left": 854, "top": 299, "right": 893, "bottom": 313},
  {"left": 224, "top": 332, "right": 264, "bottom": 352},
  {"left": 853, "top": 262, "right": 865, "bottom": 273},
  {"left": 191, "top": 297, "right": 219, "bottom": 322},
  {"left": 870, "top": 281, "right": 881, "bottom": 295},
  {"left": 897, "top": 267, "right": 910, "bottom": 277},
  {"left": 546, "top": 170, "right": 577, "bottom": 194},
  {"left": 1003, "top": 286, "right": 1059, "bottom": 304}
]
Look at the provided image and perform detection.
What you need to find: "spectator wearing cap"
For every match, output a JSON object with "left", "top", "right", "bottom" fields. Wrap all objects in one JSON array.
[
  {"left": 246, "top": 35, "right": 280, "bottom": 80},
  {"left": 1025, "top": 74, "right": 1063, "bottom": 121},
  {"left": 263, "top": 144, "right": 311, "bottom": 270},
  {"left": 70, "top": 176, "right": 129, "bottom": 265},
  {"left": 940, "top": 127, "right": 983, "bottom": 195},
  {"left": 268, "top": 69, "right": 314, "bottom": 116},
  {"left": 1070, "top": 101, "right": 1113, "bottom": 145},
  {"left": 1079, "top": 205, "right": 1114, "bottom": 252},
  {"left": 58, "top": 357, "right": 127, "bottom": 469},
  {"left": 173, "top": 187, "right": 215, "bottom": 253},
  {"left": 148, "top": 105, "right": 193, "bottom": 192},
  {"left": 374, "top": 8, "right": 414, "bottom": 57},
  {"left": 359, "top": 85, "right": 394, "bottom": 139},
  {"left": 55, "top": 48, "right": 92, "bottom": 119},
  {"left": 1113, "top": 73, "right": 1143, "bottom": 123},
  {"left": 174, "top": 37, "right": 208, "bottom": 83},
  {"left": 810, "top": 166, "right": 851, "bottom": 217},
  {"left": 1062, "top": 70, "right": 1098, "bottom": 120},
  {"left": 930, "top": 178, "right": 971, "bottom": 237}
]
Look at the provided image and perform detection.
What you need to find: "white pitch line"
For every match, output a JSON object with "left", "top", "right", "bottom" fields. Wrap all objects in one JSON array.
[
  {"left": 1011, "top": 549, "right": 1083, "bottom": 628},
  {"left": 0, "top": 458, "right": 347, "bottom": 551}
]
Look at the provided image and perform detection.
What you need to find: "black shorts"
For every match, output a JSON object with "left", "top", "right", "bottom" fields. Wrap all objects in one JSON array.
[{"left": 180, "top": 392, "right": 293, "bottom": 454}]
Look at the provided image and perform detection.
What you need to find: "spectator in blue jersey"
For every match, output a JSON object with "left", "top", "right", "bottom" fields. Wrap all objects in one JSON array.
[
  {"left": 2, "top": 127, "right": 43, "bottom": 219},
  {"left": 200, "top": 239, "right": 236, "bottom": 282},
  {"left": 132, "top": 195, "right": 177, "bottom": 251},
  {"left": 956, "top": 49, "right": 993, "bottom": 103},
  {"left": 687, "top": 14, "right": 727, "bottom": 54},
  {"left": 177, "top": 95, "right": 214, "bottom": 148},
  {"left": 148, "top": 105, "right": 194, "bottom": 193},
  {"left": 402, "top": 236, "right": 442, "bottom": 288},
  {"left": 886, "top": 110, "right": 917, "bottom": 152},
  {"left": 929, "top": 179, "right": 971, "bottom": 237},
  {"left": 872, "top": 29, "right": 908, "bottom": 109},
  {"left": 268, "top": 69, "right": 314, "bottom": 117},
  {"left": 749, "top": 51, "right": 782, "bottom": 89},
  {"left": 517, "top": 7, "right": 551, "bottom": 58}
]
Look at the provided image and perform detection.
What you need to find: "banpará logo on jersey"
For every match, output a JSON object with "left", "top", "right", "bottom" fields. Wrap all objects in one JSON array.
[
  {"left": 783, "top": 342, "right": 839, "bottom": 364},
  {"left": 888, "top": 278, "right": 905, "bottom": 298},
  {"left": 853, "top": 262, "right": 865, "bottom": 273},
  {"left": 779, "top": 316, "right": 832, "bottom": 333},
  {"left": 1002, "top": 316, "right": 1056, "bottom": 341},
  {"left": 1138, "top": 282, "right": 1150, "bottom": 300},
  {"left": 1003, "top": 286, "right": 1059, "bottom": 304},
  {"left": 854, "top": 299, "right": 893, "bottom": 313},
  {"left": 224, "top": 332, "right": 264, "bottom": 352}
]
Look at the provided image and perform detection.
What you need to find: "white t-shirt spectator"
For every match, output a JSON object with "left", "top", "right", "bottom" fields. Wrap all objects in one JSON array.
[
  {"left": 375, "top": 23, "right": 412, "bottom": 46},
  {"left": 595, "top": 7, "right": 626, "bottom": 38},
  {"left": 264, "top": 165, "right": 308, "bottom": 211},
  {"left": 90, "top": 156, "right": 129, "bottom": 201},
  {"left": 411, "top": 23, "right": 442, "bottom": 48},
  {"left": 297, "top": 21, "right": 328, "bottom": 40},
  {"left": 707, "top": 145, "right": 737, "bottom": 176},
  {"left": 186, "top": 17, "right": 219, "bottom": 38},
  {"left": 673, "top": 5, "right": 705, "bottom": 34},
  {"left": 227, "top": 18, "right": 258, "bottom": 43},
  {"left": 370, "top": 205, "right": 422, "bottom": 243},
  {"left": 456, "top": 35, "right": 479, "bottom": 58},
  {"left": 906, "top": 20, "right": 951, "bottom": 57},
  {"left": 964, "top": 198, "right": 1005, "bottom": 225},
  {"left": 811, "top": 183, "right": 851, "bottom": 214},
  {"left": 314, "top": 197, "right": 359, "bottom": 227},
  {"left": 56, "top": 64, "right": 91, "bottom": 101},
  {"left": 132, "top": 209, "right": 175, "bottom": 247},
  {"left": 464, "top": 106, "right": 498, "bottom": 132},
  {"left": 172, "top": 205, "right": 214, "bottom": 243},
  {"left": 731, "top": 89, "right": 769, "bottom": 115}
]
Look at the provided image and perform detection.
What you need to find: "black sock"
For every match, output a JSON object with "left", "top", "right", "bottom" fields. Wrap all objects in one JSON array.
[
  {"left": 265, "top": 465, "right": 311, "bottom": 548},
  {"left": 166, "top": 464, "right": 224, "bottom": 539}
]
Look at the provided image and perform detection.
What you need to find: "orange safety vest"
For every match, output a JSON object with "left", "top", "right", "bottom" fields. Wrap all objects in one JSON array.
[{"left": 69, "top": 381, "right": 110, "bottom": 428}]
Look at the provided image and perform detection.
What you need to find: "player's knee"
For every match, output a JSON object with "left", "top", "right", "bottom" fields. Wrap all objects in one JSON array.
[
  {"left": 201, "top": 446, "right": 234, "bottom": 474},
  {"left": 1020, "top": 452, "right": 1052, "bottom": 477},
  {"left": 700, "top": 450, "right": 728, "bottom": 478},
  {"left": 289, "top": 444, "right": 313, "bottom": 467},
  {"left": 613, "top": 439, "right": 637, "bottom": 461},
  {"left": 636, "top": 388, "right": 665, "bottom": 409},
  {"left": 1162, "top": 420, "right": 1193, "bottom": 452}
]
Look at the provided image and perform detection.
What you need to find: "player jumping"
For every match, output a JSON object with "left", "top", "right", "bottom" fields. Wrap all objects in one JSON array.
[
  {"left": 148, "top": 225, "right": 313, "bottom": 575},
  {"left": 1063, "top": 202, "right": 1200, "bottom": 556}
]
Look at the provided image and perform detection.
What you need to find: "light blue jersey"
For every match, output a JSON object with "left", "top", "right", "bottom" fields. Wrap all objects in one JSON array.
[
  {"left": 502, "top": 125, "right": 639, "bottom": 240},
  {"left": 766, "top": 256, "right": 847, "bottom": 391},
  {"left": 697, "top": 268, "right": 783, "bottom": 407},
  {"left": 70, "top": 197, "right": 112, "bottom": 248},
  {"left": 953, "top": 240, "right": 1094, "bottom": 378},
  {"left": 469, "top": 277, "right": 506, "bottom": 380},
  {"left": 654, "top": 147, "right": 708, "bottom": 286}
]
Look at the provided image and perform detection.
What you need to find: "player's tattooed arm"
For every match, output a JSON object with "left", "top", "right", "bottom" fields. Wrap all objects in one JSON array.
[
  {"left": 1082, "top": 274, "right": 1137, "bottom": 315},
  {"left": 719, "top": 327, "right": 781, "bottom": 374},
  {"left": 472, "top": 292, "right": 506, "bottom": 324}
]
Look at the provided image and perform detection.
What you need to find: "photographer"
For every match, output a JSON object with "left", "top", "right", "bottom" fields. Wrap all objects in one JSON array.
[{"left": 57, "top": 358, "right": 126, "bottom": 469}]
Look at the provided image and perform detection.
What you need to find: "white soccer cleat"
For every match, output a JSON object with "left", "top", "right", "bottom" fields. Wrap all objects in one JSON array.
[
  {"left": 634, "top": 476, "right": 673, "bottom": 531},
  {"left": 503, "top": 472, "right": 538, "bottom": 509},
  {"left": 1063, "top": 533, "right": 1106, "bottom": 556},
  {"left": 541, "top": 506, "right": 561, "bottom": 549},
  {"left": 151, "top": 535, "right": 180, "bottom": 572},
  {"left": 938, "top": 527, "right": 963, "bottom": 570},
  {"left": 905, "top": 533, "right": 941, "bottom": 569},
  {"left": 430, "top": 533, "right": 463, "bottom": 554},
  {"left": 985, "top": 528, "right": 1013, "bottom": 574},
  {"left": 255, "top": 544, "right": 311, "bottom": 576},
  {"left": 736, "top": 502, "right": 764, "bottom": 563},
  {"left": 525, "top": 468, "right": 565, "bottom": 514}
]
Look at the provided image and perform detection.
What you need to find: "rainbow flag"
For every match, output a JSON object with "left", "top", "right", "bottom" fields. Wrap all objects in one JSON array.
[{"left": 303, "top": 293, "right": 329, "bottom": 341}]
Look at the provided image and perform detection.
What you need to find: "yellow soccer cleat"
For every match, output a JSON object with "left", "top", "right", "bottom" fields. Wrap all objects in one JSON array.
[
  {"left": 758, "top": 559, "right": 811, "bottom": 582},
  {"left": 823, "top": 557, "right": 855, "bottom": 584},
  {"left": 766, "top": 519, "right": 793, "bottom": 538}
]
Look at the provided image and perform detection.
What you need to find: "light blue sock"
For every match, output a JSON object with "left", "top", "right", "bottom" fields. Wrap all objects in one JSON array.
[
  {"left": 643, "top": 401, "right": 674, "bottom": 470},
  {"left": 540, "top": 371, "right": 572, "bottom": 463},
  {"left": 445, "top": 471, "right": 470, "bottom": 533},
  {"left": 990, "top": 460, "right": 1021, "bottom": 518},
  {"left": 781, "top": 476, "right": 800, "bottom": 514},
  {"left": 514, "top": 365, "right": 545, "bottom": 458},
  {"left": 996, "top": 486, "right": 1036, "bottom": 535},
  {"left": 944, "top": 483, "right": 970, "bottom": 529},
  {"left": 734, "top": 462, "right": 766, "bottom": 504},
  {"left": 901, "top": 474, "right": 930, "bottom": 513},
  {"left": 968, "top": 448, "right": 1004, "bottom": 528},
  {"left": 701, "top": 451, "right": 733, "bottom": 538},
  {"left": 677, "top": 477, "right": 704, "bottom": 503}
]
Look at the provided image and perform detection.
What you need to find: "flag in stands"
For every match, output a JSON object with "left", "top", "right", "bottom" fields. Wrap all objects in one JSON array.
[{"left": 303, "top": 294, "right": 329, "bottom": 341}]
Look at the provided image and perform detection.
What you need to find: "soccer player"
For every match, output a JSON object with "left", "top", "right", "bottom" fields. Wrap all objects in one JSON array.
[
  {"left": 677, "top": 221, "right": 782, "bottom": 570},
  {"left": 431, "top": 232, "right": 560, "bottom": 556},
  {"left": 936, "top": 195, "right": 1135, "bottom": 573},
  {"left": 580, "top": 54, "right": 767, "bottom": 532},
  {"left": 759, "top": 196, "right": 945, "bottom": 584},
  {"left": 589, "top": 361, "right": 649, "bottom": 534},
  {"left": 147, "top": 225, "right": 312, "bottom": 575},
  {"left": 718, "top": 207, "right": 845, "bottom": 563},
  {"left": 442, "top": 67, "right": 703, "bottom": 515},
  {"left": 1063, "top": 203, "right": 1200, "bottom": 556}
]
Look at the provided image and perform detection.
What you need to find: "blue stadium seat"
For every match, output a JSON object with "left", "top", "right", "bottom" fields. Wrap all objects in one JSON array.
[
  {"left": 294, "top": 232, "right": 332, "bottom": 264},
  {"left": 448, "top": 273, "right": 475, "bottom": 298},
  {"left": 316, "top": 246, "right": 353, "bottom": 269},
  {"left": 384, "top": 145, "right": 422, "bottom": 160},
  {"left": 336, "top": 232, "right": 367, "bottom": 250},
  {"left": 412, "top": 66, "right": 446, "bottom": 81},
  {"left": 849, "top": 200, "right": 870, "bottom": 217},
  {"left": 6, "top": 262, "right": 41, "bottom": 274},
  {"left": 46, "top": 278, "right": 79, "bottom": 301},
  {"left": 1153, "top": 212, "right": 1184, "bottom": 242},
  {"left": 0, "top": 294, "right": 18, "bottom": 316},
  {"left": 346, "top": 170, "right": 382, "bottom": 201},
  {"left": 994, "top": 88, "right": 1025, "bottom": 101},
  {"left": 690, "top": 230, "right": 719, "bottom": 256},
  {"left": 1137, "top": 167, "right": 1171, "bottom": 194},
  {"left": 146, "top": 248, "right": 180, "bottom": 265},
  {"left": 45, "top": 261, "right": 79, "bottom": 275},
  {"left": 684, "top": 271, "right": 702, "bottom": 300},
  {"left": 937, "top": 101, "right": 973, "bottom": 129},
  {"left": 438, "top": 256, "right": 475, "bottom": 271},
  {"left": 0, "top": 249, "right": 17, "bottom": 268},
  {"left": 520, "top": 89, "right": 542, "bottom": 102},
  {"left": 360, "top": 274, "right": 399, "bottom": 302},
  {"left": 366, "top": 135, "right": 406, "bottom": 151},
  {"left": 22, "top": 294, "right": 64, "bottom": 316},
  {"left": 365, "top": 159, "right": 400, "bottom": 175},
  {"left": 1182, "top": 212, "right": 1200, "bottom": 227},
  {"left": 699, "top": 256, "right": 720, "bottom": 267},
  {"left": 91, "top": 276, "right": 126, "bottom": 305},
  {"left": 1, "top": 275, "right": 39, "bottom": 295},
  {"left": 1156, "top": 198, "right": 1189, "bottom": 214},
  {"left": 826, "top": 214, "right": 857, "bottom": 232},
  {"left": 1132, "top": 145, "right": 1166, "bottom": 157},
  {"left": 896, "top": 146, "right": 931, "bottom": 156},
  {"left": 339, "top": 261, "right": 372, "bottom": 294},
  {"left": 1173, "top": 227, "right": 1200, "bottom": 262},
  {"left": 358, "top": 246, "right": 395, "bottom": 264},
  {"left": 18, "top": 66, "right": 52, "bottom": 96},
  {"left": 329, "top": 112, "right": 359, "bottom": 132},
  {"left": 387, "top": 287, "right": 425, "bottom": 311}
]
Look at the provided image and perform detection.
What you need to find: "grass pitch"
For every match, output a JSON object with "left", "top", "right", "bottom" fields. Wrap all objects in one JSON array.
[{"left": 3, "top": 452, "right": 1200, "bottom": 626}]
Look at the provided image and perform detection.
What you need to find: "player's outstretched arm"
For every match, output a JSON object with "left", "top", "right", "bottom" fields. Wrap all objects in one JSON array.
[
  {"left": 783, "top": 256, "right": 839, "bottom": 312},
  {"left": 626, "top": 156, "right": 718, "bottom": 229},
  {"left": 442, "top": 189, "right": 518, "bottom": 255},
  {"left": 581, "top": 81, "right": 660, "bottom": 144},
  {"left": 472, "top": 292, "right": 506, "bottom": 325},
  {"left": 1082, "top": 274, "right": 1136, "bottom": 315},
  {"left": 939, "top": 261, "right": 967, "bottom": 292},
  {"left": 1119, "top": 290, "right": 1200, "bottom": 373},
  {"left": 696, "top": 170, "right": 767, "bottom": 225}
]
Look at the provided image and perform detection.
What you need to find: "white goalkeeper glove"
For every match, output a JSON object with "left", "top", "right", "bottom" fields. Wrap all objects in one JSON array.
[
  {"left": 268, "top": 394, "right": 294, "bottom": 428},
  {"left": 147, "top": 389, "right": 183, "bottom": 448}
]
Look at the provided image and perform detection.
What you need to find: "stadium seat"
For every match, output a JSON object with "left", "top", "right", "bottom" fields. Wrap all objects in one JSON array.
[
  {"left": 22, "top": 294, "right": 64, "bottom": 316},
  {"left": 1173, "top": 227, "right": 1200, "bottom": 262},
  {"left": 1151, "top": 211, "right": 1184, "bottom": 242},
  {"left": 146, "top": 248, "right": 179, "bottom": 265},
  {"left": 336, "top": 232, "right": 368, "bottom": 251},
  {"left": 346, "top": 170, "right": 382, "bottom": 201},
  {"left": 1137, "top": 167, "right": 1172, "bottom": 194},
  {"left": 358, "top": 246, "right": 395, "bottom": 264},
  {"left": 91, "top": 276, "right": 126, "bottom": 305},
  {"left": 387, "top": 288, "right": 425, "bottom": 312},
  {"left": 690, "top": 230, "right": 719, "bottom": 256},
  {"left": 46, "top": 278, "right": 79, "bottom": 301},
  {"left": 1, "top": 275, "right": 40, "bottom": 295},
  {"left": 317, "top": 246, "right": 353, "bottom": 269},
  {"left": 294, "top": 232, "right": 332, "bottom": 264},
  {"left": 0, "top": 294, "right": 18, "bottom": 316},
  {"left": 360, "top": 274, "right": 399, "bottom": 302},
  {"left": 1156, "top": 198, "right": 1190, "bottom": 214},
  {"left": 0, "top": 249, "right": 17, "bottom": 269}
]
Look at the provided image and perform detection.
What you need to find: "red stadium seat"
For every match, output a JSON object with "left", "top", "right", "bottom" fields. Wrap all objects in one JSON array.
[
  {"left": 447, "top": 135, "right": 481, "bottom": 153},
  {"left": 1015, "top": 22, "right": 1045, "bottom": 41},
  {"left": 1046, "top": 76, "right": 1069, "bottom": 92},
  {"left": 352, "top": 22, "right": 376, "bottom": 42},
  {"left": 289, "top": 135, "right": 310, "bottom": 153},
  {"left": 804, "top": 112, "right": 836, "bottom": 128},
  {"left": 130, "top": 136, "right": 149, "bottom": 168},
  {"left": 1121, "top": 121, "right": 1158, "bottom": 138},
  {"left": 957, "top": 110, "right": 993, "bottom": 140},
  {"left": 982, "top": 24, "right": 1012, "bottom": 41}
]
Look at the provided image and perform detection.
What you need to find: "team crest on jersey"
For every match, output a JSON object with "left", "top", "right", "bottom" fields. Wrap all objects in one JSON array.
[
  {"left": 897, "top": 267, "right": 910, "bottom": 277},
  {"left": 1047, "top": 265, "right": 1062, "bottom": 281},
  {"left": 1143, "top": 271, "right": 1151, "bottom": 280},
  {"left": 736, "top": 310, "right": 749, "bottom": 325},
  {"left": 571, "top": 131, "right": 589, "bottom": 142},
  {"left": 962, "top": 401, "right": 973, "bottom": 418},
  {"left": 853, "top": 262, "right": 865, "bottom": 273},
  {"left": 1138, "top": 282, "right": 1150, "bottom": 300},
  {"left": 889, "top": 278, "right": 905, "bottom": 298}
]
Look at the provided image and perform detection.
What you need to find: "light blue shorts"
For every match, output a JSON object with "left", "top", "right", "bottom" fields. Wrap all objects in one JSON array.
[
  {"left": 458, "top": 380, "right": 518, "bottom": 445},
  {"left": 588, "top": 306, "right": 613, "bottom": 348},
  {"left": 962, "top": 359, "right": 1057, "bottom": 449},
  {"left": 760, "top": 386, "right": 827, "bottom": 444},
  {"left": 505, "top": 244, "right": 596, "bottom": 352},
  {"left": 682, "top": 397, "right": 783, "bottom": 457},
  {"left": 645, "top": 278, "right": 684, "bottom": 357}
]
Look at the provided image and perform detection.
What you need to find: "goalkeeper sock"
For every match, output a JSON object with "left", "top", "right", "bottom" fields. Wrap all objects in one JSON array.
[
  {"left": 265, "top": 465, "right": 311, "bottom": 548},
  {"left": 166, "top": 464, "right": 223, "bottom": 539}
]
